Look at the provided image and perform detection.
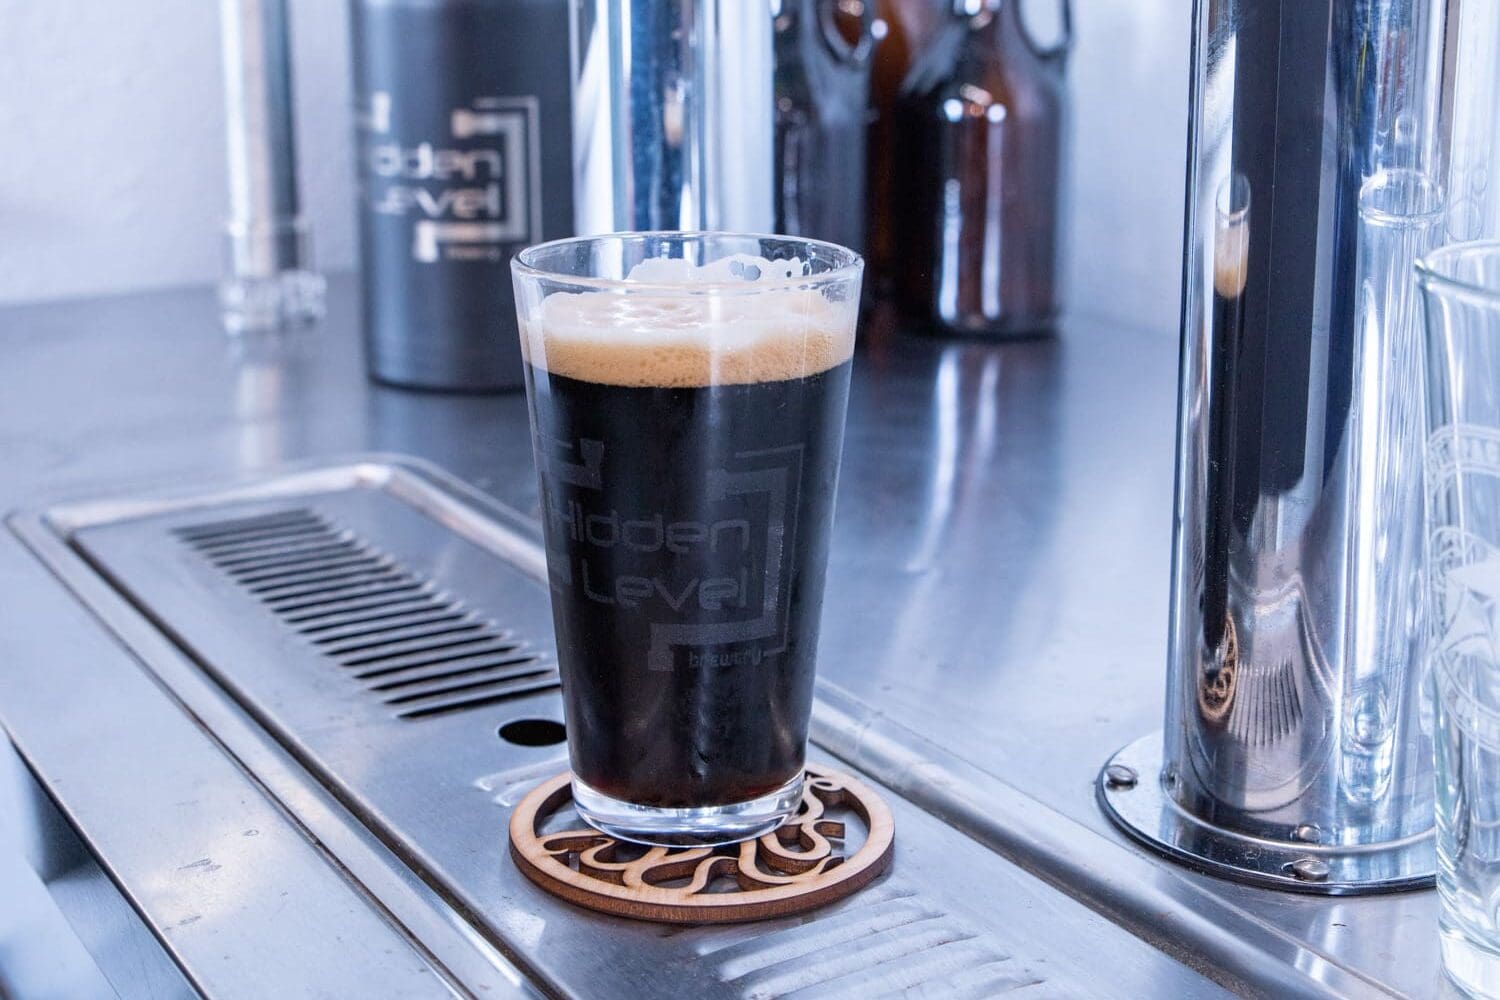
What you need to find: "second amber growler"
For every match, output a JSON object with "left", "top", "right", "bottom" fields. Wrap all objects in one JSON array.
[{"left": 894, "top": 0, "right": 1070, "bottom": 336}]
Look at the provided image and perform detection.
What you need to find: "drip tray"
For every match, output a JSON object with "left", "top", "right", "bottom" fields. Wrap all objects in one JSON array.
[{"left": 11, "top": 457, "right": 1230, "bottom": 999}]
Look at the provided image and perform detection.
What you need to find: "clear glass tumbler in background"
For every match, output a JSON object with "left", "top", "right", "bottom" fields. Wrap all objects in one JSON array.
[
  {"left": 511, "top": 233, "right": 862, "bottom": 847},
  {"left": 1420, "top": 241, "right": 1500, "bottom": 997}
]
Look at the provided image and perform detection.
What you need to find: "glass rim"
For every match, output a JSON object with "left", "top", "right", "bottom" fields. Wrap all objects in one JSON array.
[
  {"left": 1358, "top": 168, "right": 1445, "bottom": 229},
  {"left": 510, "top": 230, "right": 865, "bottom": 295},
  {"left": 1417, "top": 239, "right": 1500, "bottom": 304}
]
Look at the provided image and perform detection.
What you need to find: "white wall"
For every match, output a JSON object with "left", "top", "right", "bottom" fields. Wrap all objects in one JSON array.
[
  {"left": 0, "top": 1, "right": 1190, "bottom": 334},
  {"left": 1064, "top": 3, "right": 1191, "bottom": 334},
  {"left": 0, "top": 0, "right": 356, "bottom": 306}
]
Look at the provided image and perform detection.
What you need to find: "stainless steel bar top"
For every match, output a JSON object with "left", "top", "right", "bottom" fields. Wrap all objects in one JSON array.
[{"left": 0, "top": 278, "right": 1441, "bottom": 997}]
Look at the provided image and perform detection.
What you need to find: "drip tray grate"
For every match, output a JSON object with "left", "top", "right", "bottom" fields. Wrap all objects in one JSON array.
[
  {"left": 56, "top": 460, "right": 564, "bottom": 749},
  {"left": 173, "top": 507, "right": 556, "bottom": 719}
]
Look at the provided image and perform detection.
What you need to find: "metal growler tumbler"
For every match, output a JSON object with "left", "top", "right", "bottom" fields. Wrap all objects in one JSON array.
[{"left": 351, "top": 0, "right": 572, "bottom": 391}]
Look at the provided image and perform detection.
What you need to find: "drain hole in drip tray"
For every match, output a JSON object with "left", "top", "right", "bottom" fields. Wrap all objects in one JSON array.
[{"left": 500, "top": 719, "right": 567, "bottom": 747}]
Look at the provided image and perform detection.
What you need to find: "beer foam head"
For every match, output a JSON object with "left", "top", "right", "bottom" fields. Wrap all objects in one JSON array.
[
  {"left": 1214, "top": 220, "right": 1250, "bottom": 299},
  {"left": 521, "top": 254, "right": 858, "bottom": 387}
]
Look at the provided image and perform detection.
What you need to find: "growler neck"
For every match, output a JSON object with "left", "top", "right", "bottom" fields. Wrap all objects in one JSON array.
[{"left": 951, "top": 0, "right": 1015, "bottom": 39}]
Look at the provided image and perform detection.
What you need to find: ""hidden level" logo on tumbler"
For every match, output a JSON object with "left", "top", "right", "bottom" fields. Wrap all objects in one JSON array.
[
  {"left": 356, "top": 91, "right": 540, "bottom": 263},
  {"left": 542, "top": 437, "right": 801, "bottom": 671}
]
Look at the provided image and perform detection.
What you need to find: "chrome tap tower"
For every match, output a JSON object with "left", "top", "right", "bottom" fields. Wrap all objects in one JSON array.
[
  {"left": 568, "top": 0, "right": 873, "bottom": 243},
  {"left": 1099, "top": 0, "right": 1481, "bottom": 892}
]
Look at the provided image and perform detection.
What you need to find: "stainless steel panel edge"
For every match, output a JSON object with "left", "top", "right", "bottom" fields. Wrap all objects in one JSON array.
[
  {"left": 40, "top": 452, "right": 548, "bottom": 577},
  {"left": 8, "top": 503, "right": 547, "bottom": 1000},
  {"left": 0, "top": 536, "right": 467, "bottom": 999},
  {"left": 3, "top": 736, "right": 196, "bottom": 999}
]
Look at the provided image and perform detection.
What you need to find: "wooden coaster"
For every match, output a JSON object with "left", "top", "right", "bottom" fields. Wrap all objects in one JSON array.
[{"left": 508, "top": 764, "right": 894, "bottom": 924}]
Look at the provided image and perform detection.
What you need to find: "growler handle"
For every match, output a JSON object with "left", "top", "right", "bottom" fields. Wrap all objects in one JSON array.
[
  {"left": 1019, "top": 0, "right": 1072, "bottom": 64},
  {"left": 817, "top": 0, "right": 878, "bottom": 66}
]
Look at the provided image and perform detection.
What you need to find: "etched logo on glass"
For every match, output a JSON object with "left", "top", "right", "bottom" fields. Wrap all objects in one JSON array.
[
  {"left": 539, "top": 437, "right": 803, "bottom": 671},
  {"left": 1428, "top": 423, "right": 1500, "bottom": 690}
]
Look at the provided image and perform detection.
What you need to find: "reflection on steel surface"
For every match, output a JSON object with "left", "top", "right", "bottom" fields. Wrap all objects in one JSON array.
[{"left": 689, "top": 883, "right": 1046, "bottom": 997}]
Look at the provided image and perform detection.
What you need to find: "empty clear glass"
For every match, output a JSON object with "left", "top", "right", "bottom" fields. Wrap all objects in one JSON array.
[{"left": 1421, "top": 241, "right": 1500, "bottom": 997}]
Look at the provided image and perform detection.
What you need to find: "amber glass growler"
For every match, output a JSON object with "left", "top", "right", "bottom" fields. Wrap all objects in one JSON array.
[
  {"left": 894, "top": 0, "right": 1070, "bottom": 336},
  {"left": 866, "top": 0, "right": 943, "bottom": 296}
]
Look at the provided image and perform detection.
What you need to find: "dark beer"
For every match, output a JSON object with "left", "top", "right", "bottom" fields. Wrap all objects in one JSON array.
[{"left": 524, "top": 291, "right": 854, "bottom": 813}]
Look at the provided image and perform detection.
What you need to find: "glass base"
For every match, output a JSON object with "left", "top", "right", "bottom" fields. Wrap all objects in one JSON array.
[
  {"left": 219, "top": 269, "right": 326, "bottom": 333},
  {"left": 1443, "top": 920, "right": 1500, "bottom": 997},
  {"left": 572, "top": 773, "right": 804, "bottom": 848}
]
